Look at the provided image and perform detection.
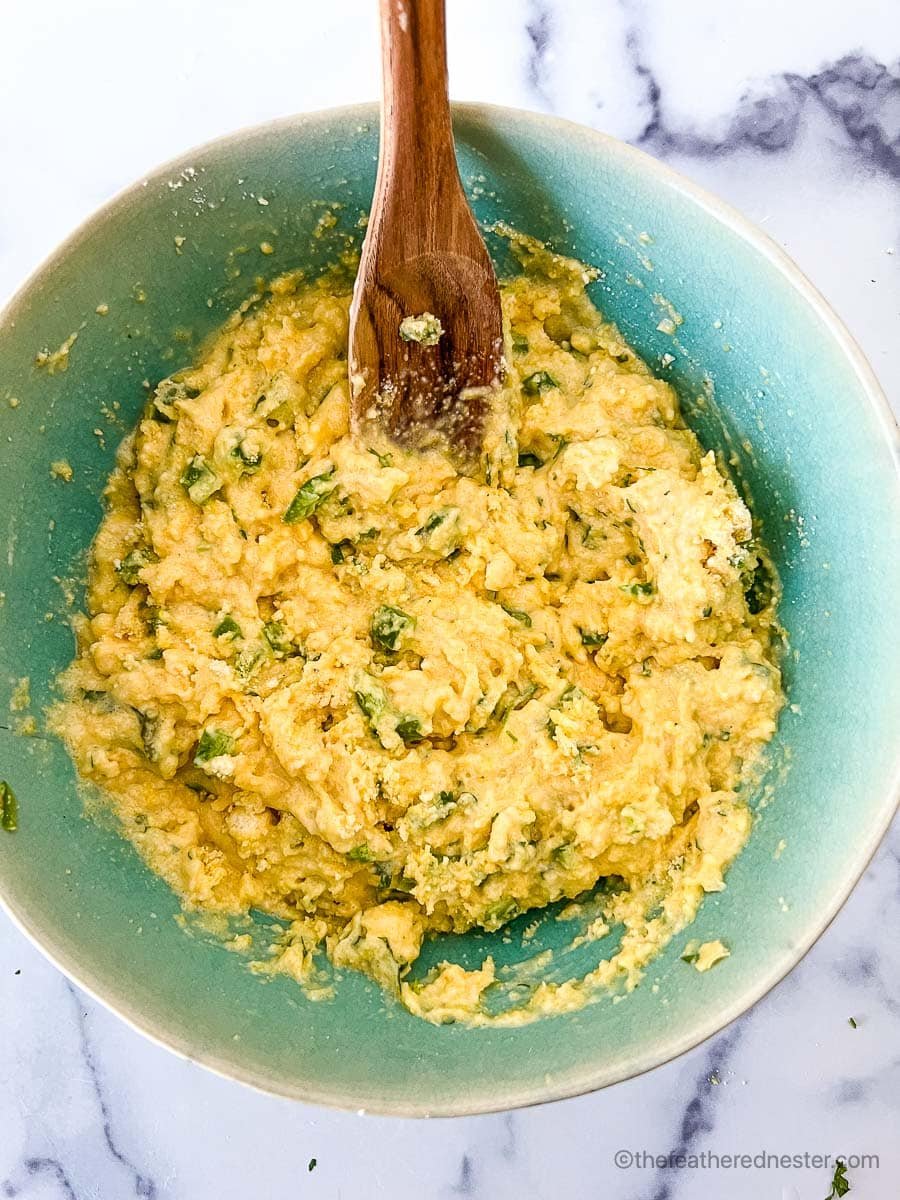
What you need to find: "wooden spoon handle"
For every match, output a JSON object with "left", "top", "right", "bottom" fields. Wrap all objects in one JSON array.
[
  {"left": 375, "top": 0, "right": 460, "bottom": 242},
  {"left": 349, "top": 0, "right": 503, "bottom": 461}
]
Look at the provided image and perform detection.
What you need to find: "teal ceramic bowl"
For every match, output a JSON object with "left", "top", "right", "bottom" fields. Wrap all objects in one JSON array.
[{"left": 1, "top": 104, "right": 898, "bottom": 1116}]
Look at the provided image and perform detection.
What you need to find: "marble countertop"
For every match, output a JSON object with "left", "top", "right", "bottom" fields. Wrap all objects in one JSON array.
[{"left": 1, "top": 2, "right": 898, "bottom": 1197}]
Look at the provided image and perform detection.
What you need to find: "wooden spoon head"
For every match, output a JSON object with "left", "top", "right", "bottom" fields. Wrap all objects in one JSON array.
[{"left": 349, "top": 226, "right": 504, "bottom": 465}]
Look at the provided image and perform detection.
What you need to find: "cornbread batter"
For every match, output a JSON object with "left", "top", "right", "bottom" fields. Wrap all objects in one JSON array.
[{"left": 53, "top": 237, "right": 782, "bottom": 1025}]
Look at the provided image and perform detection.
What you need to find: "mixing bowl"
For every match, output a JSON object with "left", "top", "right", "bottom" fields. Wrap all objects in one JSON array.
[{"left": 1, "top": 103, "right": 898, "bottom": 1116}]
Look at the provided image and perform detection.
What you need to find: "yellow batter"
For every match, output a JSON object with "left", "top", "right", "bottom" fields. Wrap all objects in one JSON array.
[{"left": 52, "top": 237, "right": 783, "bottom": 1025}]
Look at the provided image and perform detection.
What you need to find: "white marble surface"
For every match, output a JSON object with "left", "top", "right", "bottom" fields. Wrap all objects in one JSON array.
[{"left": 1, "top": 2, "right": 898, "bottom": 1196}]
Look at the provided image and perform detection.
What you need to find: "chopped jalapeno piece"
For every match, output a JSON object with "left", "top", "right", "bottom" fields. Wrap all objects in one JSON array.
[
  {"left": 263, "top": 621, "right": 294, "bottom": 656},
  {"left": 492, "top": 681, "right": 538, "bottom": 725},
  {"left": 552, "top": 843, "right": 577, "bottom": 869},
  {"left": 510, "top": 331, "right": 529, "bottom": 353},
  {"left": 330, "top": 540, "right": 353, "bottom": 564},
  {"left": 347, "top": 844, "right": 375, "bottom": 863},
  {"left": 283, "top": 471, "right": 336, "bottom": 523},
  {"left": 180, "top": 455, "right": 221, "bottom": 504},
  {"left": 231, "top": 441, "right": 262, "bottom": 475},
  {"left": 370, "top": 605, "right": 415, "bottom": 652},
  {"left": 0, "top": 781, "right": 18, "bottom": 832},
  {"left": 580, "top": 630, "right": 608, "bottom": 648},
  {"left": 213, "top": 615, "right": 242, "bottom": 640},
  {"left": 116, "top": 546, "right": 159, "bottom": 586},
  {"left": 194, "top": 729, "right": 235, "bottom": 765},
  {"left": 354, "top": 680, "right": 387, "bottom": 724},
  {"left": 234, "top": 645, "right": 266, "bottom": 678},
  {"left": 521, "top": 371, "right": 558, "bottom": 395},
  {"left": 500, "top": 604, "right": 532, "bottom": 628},
  {"left": 395, "top": 715, "right": 424, "bottom": 744},
  {"left": 483, "top": 898, "right": 518, "bottom": 927},
  {"left": 621, "top": 581, "right": 655, "bottom": 596},
  {"left": 399, "top": 312, "right": 443, "bottom": 345}
]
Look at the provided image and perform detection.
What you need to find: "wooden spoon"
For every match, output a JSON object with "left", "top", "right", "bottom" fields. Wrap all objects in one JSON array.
[{"left": 349, "top": 0, "right": 504, "bottom": 463}]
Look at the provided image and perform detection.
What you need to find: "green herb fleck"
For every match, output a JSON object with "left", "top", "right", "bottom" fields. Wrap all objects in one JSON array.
[
  {"left": 522, "top": 371, "right": 558, "bottom": 396},
  {"left": 848, "top": 1016, "right": 858, "bottom": 1029},
  {"left": 417, "top": 507, "right": 457, "bottom": 538},
  {"left": 194, "top": 729, "right": 235, "bottom": 765},
  {"left": 283, "top": 471, "right": 336, "bottom": 524},
  {"left": 370, "top": 605, "right": 415, "bottom": 652},
  {"left": 824, "top": 1161, "right": 850, "bottom": 1199},
  {"left": 368, "top": 447, "right": 393, "bottom": 468},
  {"left": 517, "top": 451, "right": 543, "bottom": 469},
  {"left": 308, "top": 1159, "right": 317, "bottom": 1173},
  {"left": 180, "top": 455, "right": 221, "bottom": 504},
  {"left": 0, "top": 781, "right": 18, "bottom": 832},
  {"left": 213, "top": 615, "right": 242, "bottom": 640},
  {"left": 511, "top": 331, "right": 529, "bottom": 354}
]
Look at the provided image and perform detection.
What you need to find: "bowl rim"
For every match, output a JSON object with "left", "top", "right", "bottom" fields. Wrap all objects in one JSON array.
[{"left": 1, "top": 100, "right": 898, "bottom": 1118}]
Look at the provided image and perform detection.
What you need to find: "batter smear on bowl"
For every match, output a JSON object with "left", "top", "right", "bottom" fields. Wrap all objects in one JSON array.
[{"left": 52, "top": 235, "right": 783, "bottom": 1025}]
